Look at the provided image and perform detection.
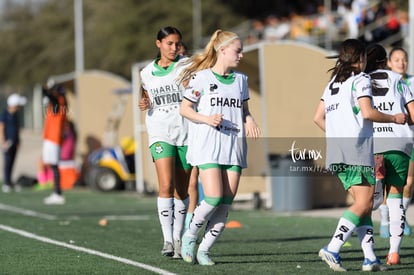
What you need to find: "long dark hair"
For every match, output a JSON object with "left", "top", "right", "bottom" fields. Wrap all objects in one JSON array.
[
  {"left": 365, "top": 44, "right": 388, "bottom": 96},
  {"left": 365, "top": 44, "right": 387, "bottom": 73},
  {"left": 328, "top": 39, "right": 366, "bottom": 83},
  {"left": 156, "top": 26, "right": 182, "bottom": 58}
]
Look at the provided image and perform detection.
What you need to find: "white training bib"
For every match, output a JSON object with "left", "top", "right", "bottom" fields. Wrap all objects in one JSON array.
[
  {"left": 322, "top": 72, "right": 374, "bottom": 168},
  {"left": 184, "top": 69, "right": 249, "bottom": 168},
  {"left": 140, "top": 57, "right": 189, "bottom": 146},
  {"left": 370, "top": 69, "right": 414, "bottom": 156}
]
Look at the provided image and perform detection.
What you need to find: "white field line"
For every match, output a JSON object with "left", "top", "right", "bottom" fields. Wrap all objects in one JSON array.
[
  {"left": 0, "top": 224, "right": 177, "bottom": 275},
  {"left": 0, "top": 203, "right": 150, "bottom": 222},
  {"left": 0, "top": 203, "right": 57, "bottom": 220},
  {"left": 103, "top": 215, "right": 150, "bottom": 221}
]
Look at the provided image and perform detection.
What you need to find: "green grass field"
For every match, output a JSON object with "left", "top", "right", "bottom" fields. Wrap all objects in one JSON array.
[{"left": 1, "top": 187, "right": 414, "bottom": 274}]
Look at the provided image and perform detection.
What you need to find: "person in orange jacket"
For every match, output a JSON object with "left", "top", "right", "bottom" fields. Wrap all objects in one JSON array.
[{"left": 42, "top": 84, "right": 67, "bottom": 205}]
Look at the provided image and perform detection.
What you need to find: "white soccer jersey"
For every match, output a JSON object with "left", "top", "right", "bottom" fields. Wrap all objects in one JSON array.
[
  {"left": 370, "top": 69, "right": 414, "bottom": 156},
  {"left": 322, "top": 72, "right": 374, "bottom": 168},
  {"left": 183, "top": 69, "right": 249, "bottom": 168},
  {"left": 140, "top": 57, "right": 189, "bottom": 147}
]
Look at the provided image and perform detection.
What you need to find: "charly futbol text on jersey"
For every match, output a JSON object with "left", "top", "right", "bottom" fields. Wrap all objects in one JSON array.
[
  {"left": 374, "top": 101, "right": 394, "bottom": 111},
  {"left": 149, "top": 84, "right": 182, "bottom": 106},
  {"left": 210, "top": 97, "right": 242, "bottom": 108},
  {"left": 325, "top": 103, "right": 339, "bottom": 113}
]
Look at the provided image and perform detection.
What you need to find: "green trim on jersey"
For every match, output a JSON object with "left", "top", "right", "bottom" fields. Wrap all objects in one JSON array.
[
  {"left": 152, "top": 57, "right": 178, "bottom": 77},
  {"left": 212, "top": 70, "right": 236, "bottom": 84},
  {"left": 403, "top": 74, "right": 412, "bottom": 87},
  {"left": 351, "top": 81, "right": 361, "bottom": 114},
  {"left": 397, "top": 80, "right": 403, "bottom": 93}
]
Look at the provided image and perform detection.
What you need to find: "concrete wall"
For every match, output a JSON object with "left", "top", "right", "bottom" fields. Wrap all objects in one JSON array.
[{"left": 75, "top": 71, "right": 132, "bottom": 155}]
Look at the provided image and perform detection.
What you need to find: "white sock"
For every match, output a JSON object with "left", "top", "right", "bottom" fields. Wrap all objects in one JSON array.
[
  {"left": 387, "top": 197, "right": 404, "bottom": 254},
  {"left": 173, "top": 197, "right": 189, "bottom": 240},
  {"left": 198, "top": 204, "right": 230, "bottom": 252},
  {"left": 403, "top": 197, "right": 411, "bottom": 226},
  {"left": 186, "top": 200, "right": 217, "bottom": 237},
  {"left": 327, "top": 217, "right": 356, "bottom": 253},
  {"left": 402, "top": 197, "right": 410, "bottom": 211},
  {"left": 379, "top": 204, "right": 389, "bottom": 226},
  {"left": 157, "top": 197, "right": 174, "bottom": 243},
  {"left": 355, "top": 225, "right": 376, "bottom": 261}
]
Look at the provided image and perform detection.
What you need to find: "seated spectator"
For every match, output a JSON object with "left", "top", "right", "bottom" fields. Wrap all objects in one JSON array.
[
  {"left": 246, "top": 18, "right": 264, "bottom": 45},
  {"left": 263, "top": 14, "right": 290, "bottom": 42},
  {"left": 289, "top": 11, "right": 312, "bottom": 43}
]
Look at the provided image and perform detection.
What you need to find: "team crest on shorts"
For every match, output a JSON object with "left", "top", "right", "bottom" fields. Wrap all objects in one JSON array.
[{"left": 155, "top": 143, "right": 163, "bottom": 154}]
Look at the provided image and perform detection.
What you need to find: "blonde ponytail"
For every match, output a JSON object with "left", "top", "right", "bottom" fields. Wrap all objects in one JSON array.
[{"left": 178, "top": 29, "right": 239, "bottom": 86}]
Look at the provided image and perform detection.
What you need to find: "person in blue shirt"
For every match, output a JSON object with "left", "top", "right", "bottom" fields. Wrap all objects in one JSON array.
[{"left": 0, "top": 93, "right": 26, "bottom": 193}]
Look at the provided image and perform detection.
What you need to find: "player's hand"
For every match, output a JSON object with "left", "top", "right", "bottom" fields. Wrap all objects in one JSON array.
[
  {"left": 393, "top": 113, "right": 407, "bottom": 124},
  {"left": 245, "top": 116, "right": 260, "bottom": 139},
  {"left": 138, "top": 98, "right": 151, "bottom": 111},
  {"left": 207, "top": 114, "right": 224, "bottom": 127}
]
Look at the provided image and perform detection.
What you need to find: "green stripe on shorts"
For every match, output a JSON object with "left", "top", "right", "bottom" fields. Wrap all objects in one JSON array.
[{"left": 198, "top": 163, "right": 241, "bottom": 173}]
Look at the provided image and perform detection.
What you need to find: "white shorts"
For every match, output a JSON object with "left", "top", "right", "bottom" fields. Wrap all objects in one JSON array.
[{"left": 42, "top": 140, "right": 61, "bottom": 165}]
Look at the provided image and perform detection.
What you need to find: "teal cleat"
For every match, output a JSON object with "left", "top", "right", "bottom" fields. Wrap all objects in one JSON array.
[{"left": 181, "top": 234, "right": 197, "bottom": 264}]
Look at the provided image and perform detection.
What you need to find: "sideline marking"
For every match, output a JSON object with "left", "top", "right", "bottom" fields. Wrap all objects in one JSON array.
[
  {"left": 0, "top": 224, "right": 177, "bottom": 275},
  {"left": 0, "top": 203, "right": 57, "bottom": 220},
  {"left": 0, "top": 203, "right": 150, "bottom": 222},
  {"left": 104, "top": 215, "right": 150, "bottom": 221}
]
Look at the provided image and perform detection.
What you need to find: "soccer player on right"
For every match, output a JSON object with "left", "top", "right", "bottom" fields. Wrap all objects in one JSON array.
[
  {"left": 365, "top": 44, "right": 414, "bottom": 265},
  {"left": 313, "top": 38, "right": 406, "bottom": 272},
  {"left": 377, "top": 46, "right": 414, "bottom": 238}
]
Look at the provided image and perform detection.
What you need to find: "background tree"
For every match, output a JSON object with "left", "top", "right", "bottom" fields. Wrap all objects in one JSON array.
[
  {"left": 0, "top": 0, "right": 409, "bottom": 89},
  {"left": 0, "top": 0, "right": 246, "bottom": 88}
]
